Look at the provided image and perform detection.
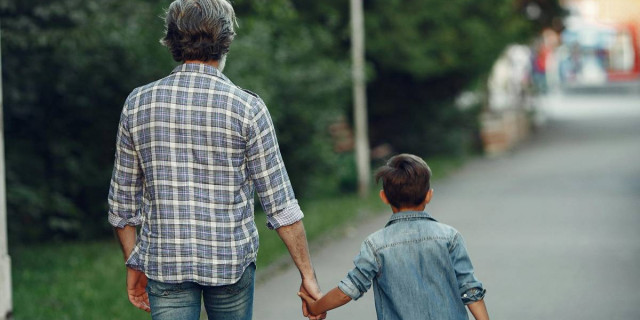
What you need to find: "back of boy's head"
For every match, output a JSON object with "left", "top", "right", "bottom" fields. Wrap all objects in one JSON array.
[{"left": 375, "top": 154, "right": 432, "bottom": 209}]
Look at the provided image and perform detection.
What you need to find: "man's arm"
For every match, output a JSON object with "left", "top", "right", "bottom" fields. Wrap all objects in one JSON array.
[
  {"left": 109, "top": 102, "right": 148, "bottom": 312},
  {"left": 276, "top": 220, "right": 326, "bottom": 319},
  {"left": 114, "top": 225, "right": 150, "bottom": 313},
  {"left": 467, "top": 300, "right": 489, "bottom": 320},
  {"left": 245, "top": 98, "right": 323, "bottom": 318},
  {"left": 298, "top": 287, "right": 352, "bottom": 316},
  {"left": 114, "top": 225, "right": 137, "bottom": 261},
  {"left": 275, "top": 221, "right": 315, "bottom": 283}
]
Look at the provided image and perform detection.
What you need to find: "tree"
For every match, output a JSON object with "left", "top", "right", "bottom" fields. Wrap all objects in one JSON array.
[
  {"left": 293, "top": 0, "right": 559, "bottom": 156},
  {"left": 364, "top": 0, "right": 536, "bottom": 155},
  {"left": 226, "top": 0, "right": 352, "bottom": 197},
  {"left": 1, "top": 0, "right": 173, "bottom": 242}
]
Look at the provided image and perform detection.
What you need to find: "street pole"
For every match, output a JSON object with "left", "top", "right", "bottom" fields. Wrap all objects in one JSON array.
[
  {"left": 350, "top": 0, "right": 370, "bottom": 198},
  {"left": 0, "top": 28, "right": 13, "bottom": 320}
]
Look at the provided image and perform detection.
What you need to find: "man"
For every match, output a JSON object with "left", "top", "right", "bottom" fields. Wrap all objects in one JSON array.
[{"left": 107, "top": 1, "right": 324, "bottom": 319}]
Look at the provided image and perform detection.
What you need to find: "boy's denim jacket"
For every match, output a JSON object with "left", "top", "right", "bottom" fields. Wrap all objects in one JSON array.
[{"left": 338, "top": 211, "right": 485, "bottom": 320}]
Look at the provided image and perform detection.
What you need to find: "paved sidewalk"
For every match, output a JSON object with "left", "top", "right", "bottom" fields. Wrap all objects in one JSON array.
[{"left": 254, "top": 92, "right": 640, "bottom": 320}]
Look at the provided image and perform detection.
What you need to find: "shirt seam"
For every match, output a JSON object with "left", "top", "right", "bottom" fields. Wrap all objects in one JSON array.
[{"left": 375, "top": 236, "right": 451, "bottom": 252}]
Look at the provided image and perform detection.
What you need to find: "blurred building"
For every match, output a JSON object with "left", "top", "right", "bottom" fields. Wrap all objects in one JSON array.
[
  {"left": 558, "top": 0, "right": 640, "bottom": 85},
  {"left": 563, "top": 0, "right": 640, "bottom": 23}
]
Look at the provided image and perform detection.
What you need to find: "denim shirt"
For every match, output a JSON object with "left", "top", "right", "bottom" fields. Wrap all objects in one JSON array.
[{"left": 338, "top": 211, "right": 485, "bottom": 320}]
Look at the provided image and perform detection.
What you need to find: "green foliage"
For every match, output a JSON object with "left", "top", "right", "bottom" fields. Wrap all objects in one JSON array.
[
  {"left": 364, "top": 0, "right": 534, "bottom": 155},
  {"left": 1, "top": 0, "right": 174, "bottom": 242},
  {"left": 366, "top": 0, "right": 532, "bottom": 79},
  {"left": 227, "top": 0, "right": 351, "bottom": 197},
  {"left": 291, "top": 0, "right": 547, "bottom": 156}
]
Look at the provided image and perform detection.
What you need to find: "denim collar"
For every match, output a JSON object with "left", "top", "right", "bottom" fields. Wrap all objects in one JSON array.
[
  {"left": 171, "top": 63, "right": 232, "bottom": 84},
  {"left": 385, "top": 210, "right": 438, "bottom": 227}
]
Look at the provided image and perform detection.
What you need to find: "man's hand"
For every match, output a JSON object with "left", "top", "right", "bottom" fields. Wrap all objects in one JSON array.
[
  {"left": 300, "top": 278, "right": 326, "bottom": 319},
  {"left": 126, "top": 267, "right": 150, "bottom": 312}
]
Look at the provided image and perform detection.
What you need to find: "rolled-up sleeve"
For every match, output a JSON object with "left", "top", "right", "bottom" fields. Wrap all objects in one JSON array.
[
  {"left": 461, "top": 287, "right": 487, "bottom": 304},
  {"left": 108, "top": 104, "right": 144, "bottom": 228},
  {"left": 246, "top": 98, "right": 303, "bottom": 229},
  {"left": 450, "top": 232, "right": 486, "bottom": 304},
  {"left": 338, "top": 239, "right": 379, "bottom": 301}
]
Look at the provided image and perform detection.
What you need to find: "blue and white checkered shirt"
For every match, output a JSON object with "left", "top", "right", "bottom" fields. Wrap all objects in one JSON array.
[{"left": 108, "top": 63, "right": 303, "bottom": 286}]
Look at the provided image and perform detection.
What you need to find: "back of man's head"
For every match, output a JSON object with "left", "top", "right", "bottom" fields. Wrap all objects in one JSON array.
[
  {"left": 161, "top": 0, "right": 237, "bottom": 62},
  {"left": 375, "top": 154, "right": 432, "bottom": 209}
]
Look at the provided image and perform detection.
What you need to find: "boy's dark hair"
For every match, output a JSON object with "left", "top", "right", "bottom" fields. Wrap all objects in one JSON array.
[{"left": 375, "top": 154, "right": 432, "bottom": 209}]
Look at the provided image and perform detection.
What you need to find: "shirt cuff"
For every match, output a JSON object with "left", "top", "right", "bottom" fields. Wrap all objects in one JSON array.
[
  {"left": 461, "top": 287, "right": 486, "bottom": 305},
  {"left": 338, "top": 277, "right": 364, "bottom": 301},
  {"left": 125, "top": 246, "right": 144, "bottom": 271},
  {"left": 266, "top": 201, "right": 304, "bottom": 230},
  {"left": 108, "top": 210, "right": 142, "bottom": 229}
]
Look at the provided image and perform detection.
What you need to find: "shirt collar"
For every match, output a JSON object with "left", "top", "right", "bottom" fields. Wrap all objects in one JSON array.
[
  {"left": 171, "top": 63, "right": 232, "bottom": 83},
  {"left": 385, "top": 210, "right": 437, "bottom": 227}
]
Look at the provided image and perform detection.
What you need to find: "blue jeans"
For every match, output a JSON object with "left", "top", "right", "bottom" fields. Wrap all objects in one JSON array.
[{"left": 146, "top": 263, "right": 255, "bottom": 320}]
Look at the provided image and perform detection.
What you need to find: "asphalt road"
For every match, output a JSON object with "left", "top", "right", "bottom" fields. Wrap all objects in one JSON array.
[{"left": 253, "top": 90, "right": 640, "bottom": 320}]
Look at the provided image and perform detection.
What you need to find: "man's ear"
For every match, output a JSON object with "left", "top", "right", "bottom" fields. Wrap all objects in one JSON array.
[
  {"left": 379, "top": 190, "right": 390, "bottom": 205},
  {"left": 424, "top": 188, "right": 433, "bottom": 205}
]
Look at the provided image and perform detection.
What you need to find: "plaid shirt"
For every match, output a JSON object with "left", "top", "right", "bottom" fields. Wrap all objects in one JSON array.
[{"left": 108, "top": 63, "right": 303, "bottom": 286}]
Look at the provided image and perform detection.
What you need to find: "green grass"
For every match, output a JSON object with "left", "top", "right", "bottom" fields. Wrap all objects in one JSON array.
[
  {"left": 10, "top": 241, "right": 149, "bottom": 320},
  {"left": 9, "top": 155, "right": 465, "bottom": 319}
]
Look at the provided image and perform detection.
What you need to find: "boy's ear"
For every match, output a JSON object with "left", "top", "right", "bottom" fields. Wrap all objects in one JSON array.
[
  {"left": 424, "top": 188, "right": 433, "bottom": 205},
  {"left": 379, "top": 190, "right": 390, "bottom": 205}
]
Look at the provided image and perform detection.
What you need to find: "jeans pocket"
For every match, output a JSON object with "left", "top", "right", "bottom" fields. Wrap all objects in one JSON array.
[
  {"left": 222, "top": 263, "right": 256, "bottom": 294},
  {"left": 147, "top": 280, "right": 195, "bottom": 297}
]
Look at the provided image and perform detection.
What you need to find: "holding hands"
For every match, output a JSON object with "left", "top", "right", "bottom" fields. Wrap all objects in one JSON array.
[
  {"left": 300, "top": 277, "right": 327, "bottom": 319},
  {"left": 298, "top": 289, "right": 322, "bottom": 317},
  {"left": 299, "top": 286, "right": 353, "bottom": 318}
]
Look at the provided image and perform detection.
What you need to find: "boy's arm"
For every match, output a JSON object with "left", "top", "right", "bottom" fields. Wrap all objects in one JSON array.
[
  {"left": 467, "top": 299, "right": 489, "bottom": 320},
  {"left": 298, "top": 287, "right": 352, "bottom": 316},
  {"left": 300, "top": 237, "right": 377, "bottom": 315},
  {"left": 450, "top": 232, "right": 487, "bottom": 306}
]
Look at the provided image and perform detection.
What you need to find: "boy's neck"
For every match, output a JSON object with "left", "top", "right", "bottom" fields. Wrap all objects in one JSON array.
[{"left": 391, "top": 205, "right": 426, "bottom": 214}]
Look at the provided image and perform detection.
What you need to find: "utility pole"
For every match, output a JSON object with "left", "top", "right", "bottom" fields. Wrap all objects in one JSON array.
[
  {"left": 350, "top": 0, "right": 370, "bottom": 198},
  {"left": 0, "top": 28, "right": 13, "bottom": 320}
]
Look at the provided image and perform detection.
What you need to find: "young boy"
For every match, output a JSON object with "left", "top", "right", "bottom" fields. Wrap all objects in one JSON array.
[{"left": 298, "top": 154, "right": 489, "bottom": 319}]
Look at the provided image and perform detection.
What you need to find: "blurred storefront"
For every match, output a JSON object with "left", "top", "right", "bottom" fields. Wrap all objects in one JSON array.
[
  {"left": 558, "top": 0, "right": 640, "bottom": 86},
  {"left": 479, "top": 0, "right": 640, "bottom": 156}
]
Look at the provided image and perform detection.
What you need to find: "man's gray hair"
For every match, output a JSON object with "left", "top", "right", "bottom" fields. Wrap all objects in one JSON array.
[{"left": 161, "top": 0, "right": 237, "bottom": 62}]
